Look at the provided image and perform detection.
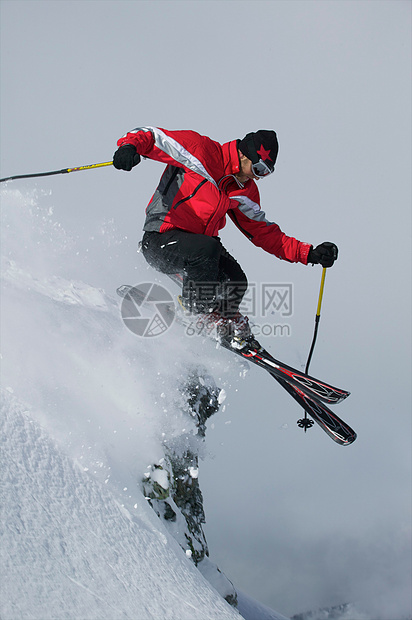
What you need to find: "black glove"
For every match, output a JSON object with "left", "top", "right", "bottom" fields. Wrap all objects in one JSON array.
[
  {"left": 113, "top": 144, "right": 141, "bottom": 171},
  {"left": 308, "top": 242, "right": 338, "bottom": 268}
]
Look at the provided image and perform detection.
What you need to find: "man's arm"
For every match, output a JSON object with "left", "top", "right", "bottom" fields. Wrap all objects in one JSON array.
[
  {"left": 113, "top": 127, "right": 219, "bottom": 187},
  {"left": 228, "top": 194, "right": 311, "bottom": 264}
]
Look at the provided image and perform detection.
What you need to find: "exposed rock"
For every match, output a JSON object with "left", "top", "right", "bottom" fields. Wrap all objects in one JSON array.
[{"left": 141, "top": 365, "right": 237, "bottom": 606}]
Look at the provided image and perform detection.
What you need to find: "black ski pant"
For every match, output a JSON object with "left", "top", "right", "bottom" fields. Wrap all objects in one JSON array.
[{"left": 141, "top": 230, "right": 248, "bottom": 318}]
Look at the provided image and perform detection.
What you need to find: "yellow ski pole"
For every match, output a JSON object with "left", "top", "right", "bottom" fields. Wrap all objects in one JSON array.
[
  {"left": 305, "top": 267, "right": 327, "bottom": 375},
  {"left": 0, "top": 161, "right": 113, "bottom": 183},
  {"left": 297, "top": 267, "right": 328, "bottom": 432}
]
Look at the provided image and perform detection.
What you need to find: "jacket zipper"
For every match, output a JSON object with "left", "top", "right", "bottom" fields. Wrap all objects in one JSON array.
[{"left": 173, "top": 178, "right": 207, "bottom": 209}]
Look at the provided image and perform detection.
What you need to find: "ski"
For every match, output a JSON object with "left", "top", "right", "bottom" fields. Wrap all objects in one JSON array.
[
  {"left": 218, "top": 338, "right": 349, "bottom": 405},
  {"left": 117, "top": 284, "right": 356, "bottom": 444},
  {"left": 163, "top": 277, "right": 351, "bottom": 405},
  {"left": 117, "top": 284, "right": 349, "bottom": 405},
  {"left": 215, "top": 335, "right": 356, "bottom": 445},
  {"left": 178, "top": 311, "right": 350, "bottom": 405},
  {"left": 272, "top": 376, "right": 356, "bottom": 445}
]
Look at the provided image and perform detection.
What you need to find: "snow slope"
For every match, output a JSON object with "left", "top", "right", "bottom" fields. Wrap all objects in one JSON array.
[
  {"left": 0, "top": 188, "right": 289, "bottom": 619},
  {"left": 1, "top": 395, "right": 242, "bottom": 620}
]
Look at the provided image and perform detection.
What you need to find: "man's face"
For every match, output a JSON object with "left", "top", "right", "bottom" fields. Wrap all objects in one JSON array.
[{"left": 236, "top": 152, "right": 260, "bottom": 183}]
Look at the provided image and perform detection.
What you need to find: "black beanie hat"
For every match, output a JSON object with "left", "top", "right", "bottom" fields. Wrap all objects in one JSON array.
[{"left": 238, "top": 130, "right": 279, "bottom": 167}]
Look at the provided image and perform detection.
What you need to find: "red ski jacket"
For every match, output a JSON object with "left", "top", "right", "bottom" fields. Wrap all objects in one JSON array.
[{"left": 117, "top": 127, "right": 311, "bottom": 264}]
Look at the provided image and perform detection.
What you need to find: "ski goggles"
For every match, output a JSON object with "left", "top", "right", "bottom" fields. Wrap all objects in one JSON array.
[{"left": 252, "top": 158, "right": 274, "bottom": 178}]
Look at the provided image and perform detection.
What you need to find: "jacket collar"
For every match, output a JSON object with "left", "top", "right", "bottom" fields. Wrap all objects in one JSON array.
[{"left": 221, "top": 140, "right": 240, "bottom": 176}]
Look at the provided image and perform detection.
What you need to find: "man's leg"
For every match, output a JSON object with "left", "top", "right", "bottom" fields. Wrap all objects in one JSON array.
[
  {"left": 215, "top": 246, "right": 248, "bottom": 318},
  {"left": 141, "top": 230, "right": 222, "bottom": 313},
  {"left": 142, "top": 230, "right": 248, "bottom": 317}
]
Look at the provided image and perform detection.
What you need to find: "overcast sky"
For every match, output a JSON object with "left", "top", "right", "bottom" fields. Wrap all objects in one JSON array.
[{"left": 1, "top": 1, "right": 411, "bottom": 618}]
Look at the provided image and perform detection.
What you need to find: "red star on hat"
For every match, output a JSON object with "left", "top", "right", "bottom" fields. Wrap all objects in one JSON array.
[{"left": 257, "top": 145, "right": 272, "bottom": 162}]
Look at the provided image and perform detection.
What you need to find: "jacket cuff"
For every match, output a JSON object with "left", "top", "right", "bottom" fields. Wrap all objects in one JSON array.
[
  {"left": 117, "top": 136, "right": 140, "bottom": 149},
  {"left": 299, "top": 243, "right": 312, "bottom": 265}
]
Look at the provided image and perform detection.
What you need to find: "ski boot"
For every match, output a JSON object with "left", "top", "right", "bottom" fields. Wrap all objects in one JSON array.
[{"left": 177, "top": 296, "right": 252, "bottom": 349}]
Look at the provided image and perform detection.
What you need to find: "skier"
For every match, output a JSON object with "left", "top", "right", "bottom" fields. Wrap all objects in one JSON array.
[{"left": 113, "top": 127, "right": 338, "bottom": 347}]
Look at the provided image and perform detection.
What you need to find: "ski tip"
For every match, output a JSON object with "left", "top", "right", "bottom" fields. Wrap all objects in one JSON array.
[
  {"left": 340, "top": 430, "right": 357, "bottom": 446},
  {"left": 335, "top": 391, "right": 351, "bottom": 404}
]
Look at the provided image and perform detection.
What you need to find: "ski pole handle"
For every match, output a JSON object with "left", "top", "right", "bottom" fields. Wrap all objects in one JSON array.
[
  {"left": 316, "top": 267, "right": 327, "bottom": 318},
  {"left": 66, "top": 162, "right": 113, "bottom": 174}
]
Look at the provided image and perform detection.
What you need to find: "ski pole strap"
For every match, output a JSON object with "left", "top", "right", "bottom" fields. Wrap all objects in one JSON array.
[{"left": 0, "top": 161, "right": 113, "bottom": 183}]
